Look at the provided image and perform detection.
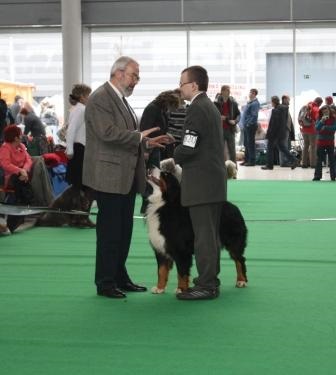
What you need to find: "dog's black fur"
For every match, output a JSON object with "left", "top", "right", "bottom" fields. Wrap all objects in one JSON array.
[
  {"left": 36, "top": 185, "right": 95, "bottom": 228},
  {"left": 146, "top": 164, "right": 248, "bottom": 293}
]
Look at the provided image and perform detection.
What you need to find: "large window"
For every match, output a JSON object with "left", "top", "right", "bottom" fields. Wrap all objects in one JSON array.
[
  {"left": 189, "top": 27, "right": 293, "bottom": 105},
  {"left": 1, "top": 25, "right": 336, "bottom": 123},
  {"left": 0, "top": 31, "right": 62, "bottom": 99},
  {"left": 90, "top": 30, "right": 187, "bottom": 112}
]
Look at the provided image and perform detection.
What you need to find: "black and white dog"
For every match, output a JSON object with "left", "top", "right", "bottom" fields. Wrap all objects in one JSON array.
[{"left": 146, "top": 159, "right": 248, "bottom": 294}]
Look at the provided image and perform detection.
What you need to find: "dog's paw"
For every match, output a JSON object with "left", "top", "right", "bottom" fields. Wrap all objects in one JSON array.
[
  {"left": 236, "top": 280, "right": 248, "bottom": 288},
  {"left": 160, "top": 158, "right": 176, "bottom": 173},
  {"left": 151, "top": 286, "right": 165, "bottom": 294},
  {"left": 175, "top": 288, "right": 183, "bottom": 294}
]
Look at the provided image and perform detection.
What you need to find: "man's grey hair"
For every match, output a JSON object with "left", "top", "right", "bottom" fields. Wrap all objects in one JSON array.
[{"left": 110, "top": 56, "right": 138, "bottom": 78}]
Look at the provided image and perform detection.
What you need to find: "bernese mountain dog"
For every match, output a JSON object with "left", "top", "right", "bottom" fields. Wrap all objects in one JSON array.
[{"left": 146, "top": 159, "right": 248, "bottom": 295}]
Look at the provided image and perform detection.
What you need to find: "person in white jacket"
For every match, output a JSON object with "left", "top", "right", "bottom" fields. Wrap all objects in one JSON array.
[
  {"left": 64, "top": 83, "right": 95, "bottom": 228},
  {"left": 65, "top": 84, "right": 92, "bottom": 189}
]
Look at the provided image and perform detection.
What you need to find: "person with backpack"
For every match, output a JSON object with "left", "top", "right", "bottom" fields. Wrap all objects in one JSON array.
[
  {"left": 312, "top": 105, "right": 336, "bottom": 181},
  {"left": 298, "top": 96, "right": 323, "bottom": 168}
]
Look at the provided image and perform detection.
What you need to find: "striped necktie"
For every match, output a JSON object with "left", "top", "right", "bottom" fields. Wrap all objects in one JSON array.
[{"left": 122, "top": 96, "right": 137, "bottom": 129}]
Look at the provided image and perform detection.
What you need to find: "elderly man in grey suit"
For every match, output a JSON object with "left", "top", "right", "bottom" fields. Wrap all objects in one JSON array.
[
  {"left": 83, "top": 56, "right": 171, "bottom": 299},
  {"left": 174, "top": 65, "right": 227, "bottom": 300}
]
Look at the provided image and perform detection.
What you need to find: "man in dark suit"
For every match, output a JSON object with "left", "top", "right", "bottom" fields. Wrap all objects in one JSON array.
[
  {"left": 261, "top": 95, "right": 298, "bottom": 170},
  {"left": 173, "top": 65, "right": 227, "bottom": 300},
  {"left": 83, "top": 56, "right": 171, "bottom": 299}
]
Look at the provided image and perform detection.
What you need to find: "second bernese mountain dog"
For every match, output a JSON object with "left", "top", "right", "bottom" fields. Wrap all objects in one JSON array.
[{"left": 146, "top": 159, "right": 248, "bottom": 295}]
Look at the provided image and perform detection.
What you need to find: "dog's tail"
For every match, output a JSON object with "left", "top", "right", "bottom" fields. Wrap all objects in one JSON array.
[{"left": 219, "top": 201, "right": 248, "bottom": 254}]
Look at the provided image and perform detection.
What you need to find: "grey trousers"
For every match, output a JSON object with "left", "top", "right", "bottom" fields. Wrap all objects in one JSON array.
[{"left": 189, "top": 202, "right": 222, "bottom": 289}]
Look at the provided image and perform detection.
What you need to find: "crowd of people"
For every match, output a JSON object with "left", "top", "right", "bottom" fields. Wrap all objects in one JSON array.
[{"left": 1, "top": 58, "right": 336, "bottom": 300}]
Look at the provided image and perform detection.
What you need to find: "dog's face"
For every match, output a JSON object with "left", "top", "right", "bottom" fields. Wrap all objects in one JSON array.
[{"left": 148, "top": 167, "right": 181, "bottom": 205}]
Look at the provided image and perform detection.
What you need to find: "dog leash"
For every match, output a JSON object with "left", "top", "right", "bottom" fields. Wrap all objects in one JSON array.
[
  {"left": 2, "top": 204, "right": 335, "bottom": 222},
  {"left": 0, "top": 203, "right": 95, "bottom": 216}
]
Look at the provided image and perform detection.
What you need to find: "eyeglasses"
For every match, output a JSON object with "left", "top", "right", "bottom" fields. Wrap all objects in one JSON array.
[
  {"left": 123, "top": 71, "right": 141, "bottom": 82},
  {"left": 179, "top": 81, "right": 192, "bottom": 87}
]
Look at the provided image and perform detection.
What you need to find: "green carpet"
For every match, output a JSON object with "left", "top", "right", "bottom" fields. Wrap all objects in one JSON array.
[{"left": 1, "top": 180, "right": 336, "bottom": 375}]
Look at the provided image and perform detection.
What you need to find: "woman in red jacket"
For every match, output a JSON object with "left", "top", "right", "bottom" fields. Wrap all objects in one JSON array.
[
  {"left": 0, "top": 125, "right": 33, "bottom": 233},
  {"left": 300, "top": 97, "right": 323, "bottom": 168}
]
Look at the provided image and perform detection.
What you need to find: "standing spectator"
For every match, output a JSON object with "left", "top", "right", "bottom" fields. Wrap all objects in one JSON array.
[
  {"left": 10, "top": 95, "right": 24, "bottom": 124},
  {"left": 139, "top": 90, "right": 180, "bottom": 214},
  {"left": 65, "top": 84, "right": 95, "bottom": 227},
  {"left": 299, "top": 97, "right": 323, "bottom": 168},
  {"left": 261, "top": 96, "right": 298, "bottom": 170},
  {"left": 279, "top": 95, "right": 295, "bottom": 166},
  {"left": 82, "top": 56, "right": 172, "bottom": 299},
  {"left": 313, "top": 105, "right": 336, "bottom": 181},
  {"left": 214, "top": 85, "right": 240, "bottom": 164},
  {"left": 20, "top": 105, "right": 48, "bottom": 155},
  {"left": 0, "top": 90, "right": 14, "bottom": 143},
  {"left": 173, "top": 65, "right": 227, "bottom": 301},
  {"left": 241, "top": 88, "right": 260, "bottom": 166},
  {"left": 166, "top": 89, "right": 187, "bottom": 155},
  {"left": 325, "top": 96, "right": 334, "bottom": 106},
  {"left": 65, "top": 84, "right": 92, "bottom": 189}
]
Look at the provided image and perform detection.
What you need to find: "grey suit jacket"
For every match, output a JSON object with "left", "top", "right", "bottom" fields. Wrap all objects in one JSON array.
[
  {"left": 82, "top": 82, "right": 146, "bottom": 194},
  {"left": 174, "top": 92, "right": 227, "bottom": 207}
]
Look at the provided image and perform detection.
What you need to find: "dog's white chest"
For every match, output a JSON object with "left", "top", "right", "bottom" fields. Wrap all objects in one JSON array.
[{"left": 146, "top": 195, "right": 167, "bottom": 255}]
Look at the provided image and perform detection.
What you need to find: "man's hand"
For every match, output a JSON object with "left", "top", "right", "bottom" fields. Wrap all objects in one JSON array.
[
  {"left": 141, "top": 127, "right": 160, "bottom": 138},
  {"left": 228, "top": 120, "right": 236, "bottom": 125},
  {"left": 146, "top": 134, "right": 175, "bottom": 149}
]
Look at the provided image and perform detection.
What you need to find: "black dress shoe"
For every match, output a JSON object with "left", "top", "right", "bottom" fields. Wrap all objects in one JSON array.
[
  {"left": 261, "top": 166, "right": 273, "bottom": 170},
  {"left": 97, "top": 287, "right": 126, "bottom": 299},
  {"left": 176, "top": 287, "right": 219, "bottom": 301},
  {"left": 119, "top": 282, "right": 147, "bottom": 292}
]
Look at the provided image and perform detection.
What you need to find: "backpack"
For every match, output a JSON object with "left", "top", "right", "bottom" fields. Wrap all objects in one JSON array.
[{"left": 298, "top": 105, "right": 313, "bottom": 127}]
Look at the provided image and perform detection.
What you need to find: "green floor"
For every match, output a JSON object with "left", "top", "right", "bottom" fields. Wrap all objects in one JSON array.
[{"left": 1, "top": 180, "right": 336, "bottom": 375}]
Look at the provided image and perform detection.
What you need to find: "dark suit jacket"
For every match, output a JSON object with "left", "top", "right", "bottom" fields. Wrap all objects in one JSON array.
[
  {"left": 174, "top": 92, "right": 227, "bottom": 207},
  {"left": 83, "top": 82, "right": 146, "bottom": 195},
  {"left": 266, "top": 105, "right": 287, "bottom": 141}
]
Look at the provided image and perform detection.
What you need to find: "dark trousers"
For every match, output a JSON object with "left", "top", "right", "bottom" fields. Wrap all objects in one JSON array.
[
  {"left": 95, "top": 186, "right": 136, "bottom": 291},
  {"left": 314, "top": 146, "right": 336, "bottom": 180},
  {"left": 189, "top": 202, "right": 222, "bottom": 289},
  {"left": 223, "top": 128, "right": 236, "bottom": 163},
  {"left": 266, "top": 136, "right": 295, "bottom": 168},
  {"left": 243, "top": 124, "right": 258, "bottom": 164},
  {"left": 65, "top": 142, "right": 84, "bottom": 189}
]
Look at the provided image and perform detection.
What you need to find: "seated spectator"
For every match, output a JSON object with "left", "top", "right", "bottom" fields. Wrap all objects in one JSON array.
[{"left": 0, "top": 125, "right": 33, "bottom": 232}]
